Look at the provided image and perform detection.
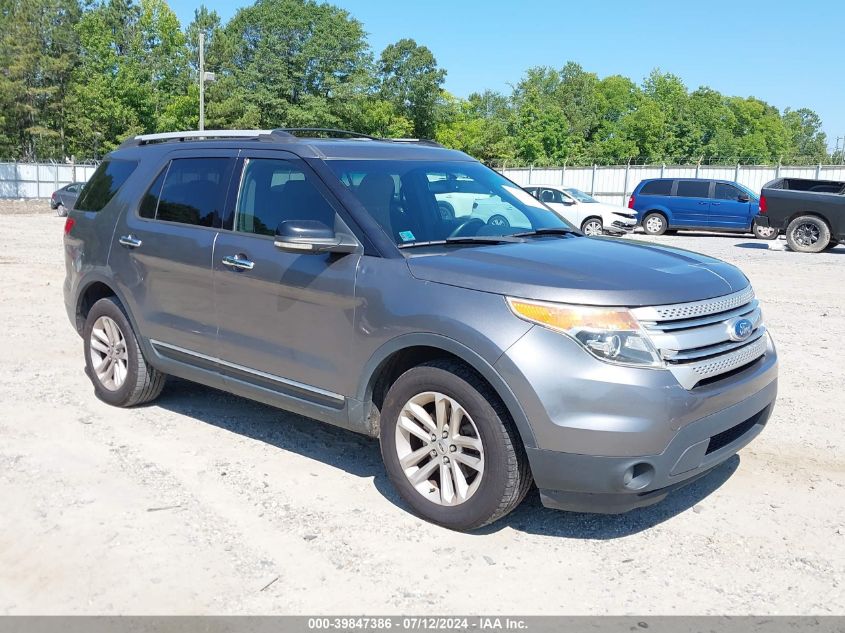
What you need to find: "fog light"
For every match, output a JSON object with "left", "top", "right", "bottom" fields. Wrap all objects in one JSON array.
[{"left": 622, "top": 462, "right": 655, "bottom": 491}]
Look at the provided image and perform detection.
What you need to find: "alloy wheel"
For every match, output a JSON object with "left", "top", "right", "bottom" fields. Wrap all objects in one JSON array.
[
  {"left": 794, "top": 222, "right": 820, "bottom": 246},
  {"left": 646, "top": 216, "right": 664, "bottom": 233},
  {"left": 89, "top": 315, "right": 129, "bottom": 391},
  {"left": 394, "top": 391, "right": 484, "bottom": 506}
]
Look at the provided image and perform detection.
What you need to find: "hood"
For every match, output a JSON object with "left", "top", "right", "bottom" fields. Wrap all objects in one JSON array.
[{"left": 406, "top": 236, "right": 748, "bottom": 307}]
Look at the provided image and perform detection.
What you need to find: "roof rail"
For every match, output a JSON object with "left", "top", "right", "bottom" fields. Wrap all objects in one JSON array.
[
  {"left": 120, "top": 129, "right": 273, "bottom": 148},
  {"left": 391, "top": 138, "right": 445, "bottom": 148},
  {"left": 272, "top": 128, "right": 381, "bottom": 140}
]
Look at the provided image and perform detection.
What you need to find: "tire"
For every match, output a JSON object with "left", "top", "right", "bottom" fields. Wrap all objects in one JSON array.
[
  {"left": 580, "top": 217, "right": 603, "bottom": 236},
  {"left": 437, "top": 201, "right": 455, "bottom": 220},
  {"left": 785, "top": 215, "right": 831, "bottom": 253},
  {"left": 487, "top": 214, "right": 510, "bottom": 228},
  {"left": 642, "top": 212, "right": 667, "bottom": 236},
  {"left": 753, "top": 222, "right": 778, "bottom": 240},
  {"left": 379, "top": 360, "right": 531, "bottom": 531},
  {"left": 83, "top": 297, "right": 166, "bottom": 407},
  {"left": 56, "top": 204, "right": 67, "bottom": 217}
]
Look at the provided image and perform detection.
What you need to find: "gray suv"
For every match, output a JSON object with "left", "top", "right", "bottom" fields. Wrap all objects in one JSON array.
[{"left": 63, "top": 129, "right": 778, "bottom": 531}]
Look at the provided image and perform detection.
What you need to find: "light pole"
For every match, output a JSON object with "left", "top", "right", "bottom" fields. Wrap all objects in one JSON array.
[{"left": 198, "top": 34, "right": 216, "bottom": 131}]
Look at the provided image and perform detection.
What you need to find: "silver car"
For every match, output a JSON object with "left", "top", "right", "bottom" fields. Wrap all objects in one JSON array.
[{"left": 63, "top": 129, "right": 778, "bottom": 531}]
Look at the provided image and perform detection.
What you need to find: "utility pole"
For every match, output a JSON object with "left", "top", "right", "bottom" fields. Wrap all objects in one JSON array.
[{"left": 199, "top": 32, "right": 205, "bottom": 131}]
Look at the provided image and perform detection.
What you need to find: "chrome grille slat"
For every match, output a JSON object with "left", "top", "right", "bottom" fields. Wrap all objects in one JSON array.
[
  {"left": 632, "top": 286, "right": 755, "bottom": 322},
  {"left": 637, "top": 286, "right": 768, "bottom": 389}
]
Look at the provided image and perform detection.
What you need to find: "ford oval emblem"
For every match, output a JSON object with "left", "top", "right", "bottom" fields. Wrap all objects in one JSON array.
[{"left": 728, "top": 318, "right": 754, "bottom": 341}]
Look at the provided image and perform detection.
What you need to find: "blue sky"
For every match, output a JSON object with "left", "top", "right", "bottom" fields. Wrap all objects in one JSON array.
[{"left": 170, "top": 0, "right": 845, "bottom": 151}]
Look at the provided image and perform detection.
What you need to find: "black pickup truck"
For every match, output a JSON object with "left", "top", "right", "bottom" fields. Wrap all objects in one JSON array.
[{"left": 755, "top": 177, "right": 845, "bottom": 252}]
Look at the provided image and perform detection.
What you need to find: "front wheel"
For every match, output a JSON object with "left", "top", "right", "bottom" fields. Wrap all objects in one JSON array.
[
  {"left": 753, "top": 222, "right": 778, "bottom": 240},
  {"left": 487, "top": 214, "right": 510, "bottom": 228},
  {"left": 379, "top": 360, "right": 531, "bottom": 531},
  {"left": 785, "top": 215, "right": 830, "bottom": 253},
  {"left": 83, "top": 297, "right": 166, "bottom": 407},
  {"left": 642, "top": 212, "right": 668, "bottom": 236},
  {"left": 581, "top": 217, "right": 603, "bottom": 236}
]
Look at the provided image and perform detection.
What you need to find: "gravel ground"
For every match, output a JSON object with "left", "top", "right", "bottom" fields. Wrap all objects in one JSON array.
[{"left": 1, "top": 200, "right": 843, "bottom": 615}]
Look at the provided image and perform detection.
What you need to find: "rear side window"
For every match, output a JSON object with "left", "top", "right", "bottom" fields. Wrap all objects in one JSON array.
[
  {"left": 676, "top": 180, "right": 711, "bottom": 198},
  {"left": 74, "top": 160, "right": 138, "bottom": 212},
  {"left": 144, "top": 158, "right": 231, "bottom": 226},
  {"left": 639, "top": 180, "right": 672, "bottom": 196}
]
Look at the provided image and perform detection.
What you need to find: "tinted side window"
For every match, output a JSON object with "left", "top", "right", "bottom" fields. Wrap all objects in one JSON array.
[
  {"left": 75, "top": 160, "right": 138, "bottom": 212},
  {"left": 676, "top": 180, "right": 711, "bottom": 198},
  {"left": 639, "top": 180, "right": 672, "bottom": 196},
  {"left": 156, "top": 158, "right": 231, "bottom": 226},
  {"left": 235, "top": 158, "right": 336, "bottom": 236},
  {"left": 540, "top": 189, "right": 564, "bottom": 203},
  {"left": 714, "top": 183, "right": 742, "bottom": 200},
  {"left": 139, "top": 167, "right": 167, "bottom": 219}
]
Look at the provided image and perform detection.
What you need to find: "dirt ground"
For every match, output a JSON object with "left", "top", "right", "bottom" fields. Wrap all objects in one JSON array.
[{"left": 1, "top": 200, "right": 843, "bottom": 615}]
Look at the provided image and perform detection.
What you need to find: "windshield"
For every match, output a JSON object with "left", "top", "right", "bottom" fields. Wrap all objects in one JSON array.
[
  {"left": 564, "top": 188, "right": 598, "bottom": 203},
  {"left": 326, "top": 160, "right": 572, "bottom": 247}
]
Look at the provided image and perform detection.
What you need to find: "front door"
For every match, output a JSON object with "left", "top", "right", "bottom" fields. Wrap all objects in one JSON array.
[
  {"left": 110, "top": 151, "right": 236, "bottom": 358},
  {"left": 212, "top": 151, "right": 362, "bottom": 408},
  {"left": 539, "top": 188, "right": 579, "bottom": 225},
  {"left": 671, "top": 180, "right": 712, "bottom": 228},
  {"left": 710, "top": 182, "right": 753, "bottom": 230}
]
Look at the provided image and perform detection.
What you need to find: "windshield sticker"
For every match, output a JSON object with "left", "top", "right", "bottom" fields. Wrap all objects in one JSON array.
[
  {"left": 399, "top": 230, "right": 416, "bottom": 242},
  {"left": 503, "top": 185, "right": 548, "bottom": 209}
]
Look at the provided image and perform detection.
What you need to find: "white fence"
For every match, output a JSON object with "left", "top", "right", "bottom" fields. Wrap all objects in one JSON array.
[
  {"left": 3, "top": 160, "right": 845, "bottom": 202},
  {"left": 0, "top": 162, "right": 99, "bottom": 198},
  {"left": 500, "top": 164, "right": 845, "bottom": 206}
]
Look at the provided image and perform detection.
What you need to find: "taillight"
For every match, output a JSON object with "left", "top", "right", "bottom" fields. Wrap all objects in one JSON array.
[
  {"left": 628, "top": 195, "right": 635, "bottom": 209},
  {"left": 758, "top": 195, "right": 767, "bottom": 214},
  {"left": 63, "top": 217, "right": 75, "bottom": 234}
]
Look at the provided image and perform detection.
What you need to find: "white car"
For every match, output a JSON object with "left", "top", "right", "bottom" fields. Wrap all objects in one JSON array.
[{"left": 523, "top": 185, "right": 637, "bottom": 236}]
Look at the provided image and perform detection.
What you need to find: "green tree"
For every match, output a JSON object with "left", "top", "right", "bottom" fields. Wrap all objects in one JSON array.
[
  {"left": 377, "top": 38, "right": 446, "bottom": 138},
  {"left": 206, "top": 0, "right": 371, "bottom": 130}
]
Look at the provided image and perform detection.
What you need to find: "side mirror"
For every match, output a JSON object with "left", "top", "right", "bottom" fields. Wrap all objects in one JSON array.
[
  {"left": 274, "top": 220, "right": 358, "bottom": 255},
  {"left": 563, "top": 199, "right": 576, "bottom": 206},
  {"left": 737, "top": 194, "right": 750, "bottom": 202}
]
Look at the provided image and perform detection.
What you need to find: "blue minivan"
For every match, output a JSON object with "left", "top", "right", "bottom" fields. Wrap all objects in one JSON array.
[{"left": 629, "top": 178, "right": 761, "bottom": 236}]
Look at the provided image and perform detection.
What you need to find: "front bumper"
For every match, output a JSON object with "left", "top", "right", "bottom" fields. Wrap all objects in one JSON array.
[
  {"left": 607, "top": 218, "right": 637, "bottom": 234},
  {"left": 494, "top": 325, "right": 778, "bottom": 513}
]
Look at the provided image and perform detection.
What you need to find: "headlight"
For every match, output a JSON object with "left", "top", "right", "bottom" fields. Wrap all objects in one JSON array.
[{"left": 506, "top": 297, "right": 662, "bottom": 367}]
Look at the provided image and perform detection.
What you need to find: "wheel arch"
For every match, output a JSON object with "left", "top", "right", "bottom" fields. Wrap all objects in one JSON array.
[
  {"left": 74, "top": 276, "right": 136, "bottom": 337},
  {"left": 354, "top": 333, "right": 537, "bottom": 449},
  {"left": 785, "top": 211, "right": 832, "bottom": 232},
  {"left": 643, "top": 208, "right": 671, "bottom": 225}
]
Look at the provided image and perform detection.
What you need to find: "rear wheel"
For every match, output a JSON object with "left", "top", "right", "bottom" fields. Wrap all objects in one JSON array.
[
  {"left": 642, "top": 212, "right": 667, "bottom": 236},
  {"left": 56, "top": 203, "right": 68, "bottom": 217},
  {"left": 437, "top": 201, "right": 455, "bottom": 220},
  {"left": 580, "top": 217, "right": 603, "bottom": 236},
  {"left": 83, "top": 297, "right": 166, "bottom": 407},
  {"left": 379, "top": 360, "right": 531, "bottom": 531},
  {"left": 785, "top": 215, "right": 830, "bottom": 253}
]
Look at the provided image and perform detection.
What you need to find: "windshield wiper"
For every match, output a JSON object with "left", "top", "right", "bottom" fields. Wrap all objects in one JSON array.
[
  {"left": 512, "top": 228, "right": 580, "bottom": 238},
  {"left": 398, "top": 235, "right": 525, "bottom": 249}
]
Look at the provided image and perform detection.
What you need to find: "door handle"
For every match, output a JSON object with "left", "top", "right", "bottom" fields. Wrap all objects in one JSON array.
[
  {"left": 222, "top": 254, "right": 255, "bottom": 271},
  {"left": 712, "top": 202, "right": 721, "bottom": 206},
  {"left": 119, "top": 235, "right": 142, "bottom": 248},
  {"left": 698, "top": 201, "right": 708, "bottom": 205}
]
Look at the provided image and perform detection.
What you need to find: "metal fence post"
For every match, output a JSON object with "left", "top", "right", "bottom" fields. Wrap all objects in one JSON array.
[
  {"left": 528, "top": 164, "right": 533, "bottom": 184},
  {"left": 590, "top": 164, "right": 597, "bottom": 195},
  {"left": 695, "top": 158, "right": 701, "bottom": 179},
  {"left": 560, "top": 160, "right": 566, "bottom": 186},
  {"left": 816, "top": 164, "right": 822, "bottom": 179},
  {"left": 660, "top": 162, "right": 665, "bottom": 178},
  {"left": 735, "top": 164, "right": 740, "bottom": 182},
  {"left": 622, "top": 160, "right": 630, "bottom": 206}
]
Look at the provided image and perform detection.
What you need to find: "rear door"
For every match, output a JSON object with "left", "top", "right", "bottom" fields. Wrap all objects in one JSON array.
[
  {"left": 212, "top": 150, "right": 362, "bottom": 407},
  {"left": 672, "top": 180, "right": 712, "bottom": 227},
  {"left": 109, "top": 151, "right": 237, "bottom": 359},
  {"left": 710, "top": 182, "right": 753, "bottom": 230}
]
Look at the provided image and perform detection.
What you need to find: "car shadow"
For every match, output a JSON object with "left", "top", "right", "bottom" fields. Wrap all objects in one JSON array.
[
  {"left": 734, "top": 242, "right": 845, "bottom": 254},
  {"left": 734, "top": 242, "right": 773, "bottom": 249},
  {"left": 151, "top": 377, "right": 740, "bottom": 539}
]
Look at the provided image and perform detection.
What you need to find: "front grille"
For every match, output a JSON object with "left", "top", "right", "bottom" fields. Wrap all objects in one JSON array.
[
  {"left": 631, "top": 287, "right": 768, "bottom": 390},
  {"left": 705, "top": 406, "right": 769, "bottom": 454}
]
